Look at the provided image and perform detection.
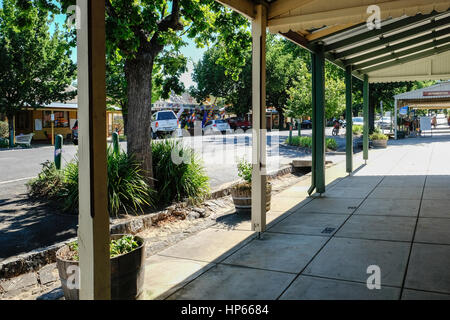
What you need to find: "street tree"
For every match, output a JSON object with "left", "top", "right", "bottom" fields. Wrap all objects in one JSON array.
[
  {"left": 0, "top": 0, "right": 76, "bottom": 147},
  {"left": 59, "top": 0, "right": 249, "bottom": 184}
]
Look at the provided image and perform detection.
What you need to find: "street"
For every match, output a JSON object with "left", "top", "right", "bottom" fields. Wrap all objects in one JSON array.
[{"left": 0, "top": 127, "right": 344, "bottom": 190}]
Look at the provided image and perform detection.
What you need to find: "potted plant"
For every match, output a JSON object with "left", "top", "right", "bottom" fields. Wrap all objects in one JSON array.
[
  {"left": 370, "top": 130, "right": 389, "bottom": 148},
  {"left": 56, "top": 234, "right": 145, "bottom": 300},
  {"left": 230, "top": 158, "right": 271, "bottom": 215}
]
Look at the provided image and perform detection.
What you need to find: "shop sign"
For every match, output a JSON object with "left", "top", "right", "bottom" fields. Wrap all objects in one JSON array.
[{"left": 423, "top": 91, "right": 450, "bottom": 96}]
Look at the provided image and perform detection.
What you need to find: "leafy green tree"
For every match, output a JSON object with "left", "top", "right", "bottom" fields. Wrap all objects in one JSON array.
[
  {"left": 286, "top": 60, "right": 346, "bottom": 121},
  {"left": 190, "top": 45, "right": 252, "bottom": 116},
  {"left": 0, "top": 0, "right": 76, "bottom": 147},
  {"left": 58, "top": 0, "right": 249, "bottom": 183}
]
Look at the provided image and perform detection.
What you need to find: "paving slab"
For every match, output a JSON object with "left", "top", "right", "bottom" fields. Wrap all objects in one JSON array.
[
  {"left": 268, "top": 212, "right": 348, "bottom": 236},
  {"left": 415, "top": 218, "right": 450, "bottom": 245},
  {"left": 270, "top": 195, "right": 311, "bottom": 212},
  {"left": 37, "top": 263, "right": 58, "bottom": 285},
  {"left": 401, "top": 289, "right": 450, "bottom": 300},
  {"left": 419, "top": 199, "right": 450, "bottom": 218},
  {"left": 425, "top": 175, "right": 450, "bottom": 187},
  {"left": 321, "top": 186, "right": 374, "bottom": 199},
  {"left": 354, "top": 198, "right": 420, "bottom": 217},
  {"left": 422, "top": 187, "right": 450, "bottom": 200},
  {"left": 334, "top": 176, "right": 383, "bottom": 188},
  {"left": 368, "top": 186, "right": 423, "bottom": 200},
  {"left": 405, "top": 243, "right": 450, "bottom": 294},
  {"left": 298, "top": 198, "right": 364, "bottom": 215},
  {"left": 280, "top": 275, "right": 400, "bottom": 300},
  {"left": 304, "top": 237, "right": 410, "bottom": 287},
  {"left": 142, "top": 255, "right": 214, "bottom": 300},
  {"left": 157, "top": 228, "right": 255, "bottom": 263},
  {"left": 222, "top": 233, "right": 327, "bottom": 273},
  {"left": 167, "top": 264, "right": 295, "bottom": 300},
  {"left": 211, "top": 209, "right": 293, "bottom": 232},
  {"left": 335, "top": 215, "right": 416, "bottom": 242},
  {"left": 379, "top": 175, "right": 426, "bottom": 187}
]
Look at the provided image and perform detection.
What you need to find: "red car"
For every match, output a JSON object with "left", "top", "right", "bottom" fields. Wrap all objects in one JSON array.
[{"left": 227, "top": 117, "right": 251, "bottom": 130}]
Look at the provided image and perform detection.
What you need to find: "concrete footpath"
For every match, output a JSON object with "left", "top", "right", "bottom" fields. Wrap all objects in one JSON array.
[{"left": 143, "top": 137, "right": 450, "bottom": 300}]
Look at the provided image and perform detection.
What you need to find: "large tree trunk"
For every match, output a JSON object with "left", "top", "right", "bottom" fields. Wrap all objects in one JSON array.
[
  {"left": 276, "top": 107, "right": 285, "bottom": 130},
  {"left": 121, "top": 107, "right": 128, "bottom": 136},
  {"left": 7, "top": 113, "right": 14, "bottom": 147},
  {"left": 125, "top": 55, "right": 154, "bottom": 186}
]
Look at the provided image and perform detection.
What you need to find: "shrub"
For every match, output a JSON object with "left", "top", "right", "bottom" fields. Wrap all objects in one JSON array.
[
  {"left": 28, "top": 148, "right": 154, "bottom": 216},
  {"left": 370, "top": 132, "right": 388, "bottom": 140},
  {"left": 27, "top": 161, "right": 66, "bottom": 200},
  {"left": 326, "top": 138, "right": 338, "bottom": 151},
  {"left": 66, "top": 235, "right": 141, "bottom": 261},
  {"left": 286, "top": 136, "right": 338, "bottom": 151},
  {"left": 286, "top": 136, "right": 312, "bottom": 148},
  {"left": 353, "top": 125, "right": 363, "bottom": 135},
  {"left": 152, "top": 139, "right": 209, "bottom": 205},
  {"left": 237, "top": 158, "right": 252, "bottom": 183},
  {"left": 0, "top": 121, "right": 8, "bottom": 138},
  {"left": 0, "top": 137, "right": 9, "bottom": 148}
]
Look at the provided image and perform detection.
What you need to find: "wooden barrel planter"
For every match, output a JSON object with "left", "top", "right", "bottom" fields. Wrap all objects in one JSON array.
[
  {"left": 372, "top": 139, "right": 388, "bottom": 148},
  {"left": 230, "top": 182, "right": 272, "bottom": 214},
  {"left": 56, "top": 234, "right": 145, "bottom": 300}
]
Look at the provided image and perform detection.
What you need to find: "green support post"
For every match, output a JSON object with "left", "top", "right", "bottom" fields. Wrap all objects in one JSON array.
[
  {"left": 112, "top": 132, "right": 119, "bottom": 156},
  {"left": 363, "top": 74, "right": 369, "bottom": 161},
  {"left": 54, "top": 134, "right": 63, "bottom": 170},
  {"left": 345, "top": 65, "right": 353, "bottom": 174},
  {"left": 308, "top": 46, "right": 326, "bottom": 195}
]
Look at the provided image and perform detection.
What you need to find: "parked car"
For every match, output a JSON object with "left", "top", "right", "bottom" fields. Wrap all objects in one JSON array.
[
  {"left": 376, "top": 117, "right": 392, "bottom": 129},
  {"left": 203, "top": 120, "right": 233, "bottom": 135},
  {"left": 227, "top": 117, "right": 251, "bottom": 130},
  {"left": 352, "top": 117, "right": 364, "bottom": 126},
  {"left": 151, "top": 110, "right": 179, "bottom": 139},
  {"left": 72, "top": 120, "right": 78, "bottom": 145},
  {"left": 300, "top": 119, "right": 312, "bottom": 129}
]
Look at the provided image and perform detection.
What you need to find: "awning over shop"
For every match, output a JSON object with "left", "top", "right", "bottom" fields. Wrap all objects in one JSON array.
[{"left": 393, "top": 81, "right": 450, "bottom": 136}]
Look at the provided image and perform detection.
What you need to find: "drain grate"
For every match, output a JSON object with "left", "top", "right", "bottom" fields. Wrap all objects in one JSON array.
[{"left": 321, "top": 227, "right": 336, "bottom": 234}]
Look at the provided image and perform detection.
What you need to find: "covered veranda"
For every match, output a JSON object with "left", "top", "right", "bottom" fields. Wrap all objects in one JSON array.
[
  {"left": 76, "top": 0, "right": 450, "bottom": 299},
  {"left": 394, "top": 81, "right": 450, "bottom": 138}
]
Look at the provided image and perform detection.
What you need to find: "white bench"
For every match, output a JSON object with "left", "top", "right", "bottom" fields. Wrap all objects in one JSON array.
[{"left": 15, "top": 133, "right": 34, "bottom": 147}]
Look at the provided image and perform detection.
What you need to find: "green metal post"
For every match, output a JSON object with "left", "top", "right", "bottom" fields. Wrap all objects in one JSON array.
[
  {"left": 54, "top": 134, "right": 63, "bottom": 170},
  {"left": 112, "top": 132, "right": 120, "bottom": 156},
  {"left": 289, "top": 122, "right": 293, "bottom": 144},
  {"left": 308, "top": 46, "right": 326, "bottom": 195},
  {"left": 363, "top": 74, "right": 369, "bottom": 161},
  {"left": 345, "top": 65, "right": 353, "bottom": 173}
]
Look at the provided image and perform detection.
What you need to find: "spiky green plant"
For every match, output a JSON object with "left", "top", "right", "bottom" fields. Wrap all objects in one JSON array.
[
  {"left": 28, "top": 148, "right": 154, "bottom": 216},
  {"left": 152, "top": 139, "right": 209, "bottom": 206}
]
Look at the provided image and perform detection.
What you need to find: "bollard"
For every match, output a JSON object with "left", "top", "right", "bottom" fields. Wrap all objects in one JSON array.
[
  {"left": 54, "top": 134, "right": 63, "bottom": 170},
  {"left": 289, "top": 123, "right": 293, "bottom": 145},
  {"left": 112, "top": 132, "right": 120, "bottom": 156}
]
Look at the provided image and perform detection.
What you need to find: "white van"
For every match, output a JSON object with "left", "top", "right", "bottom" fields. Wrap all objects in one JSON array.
[{"left": 151, "top": 111, "right": 179, "bottom": 139}]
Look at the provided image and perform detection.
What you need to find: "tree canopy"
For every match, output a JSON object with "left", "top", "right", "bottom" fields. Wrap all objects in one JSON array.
[
  {"left": 56, "top": 0, "right": 250, "bottom": 182},
  {"left": 0, "top": 0, "right": 76, "bottom": 146}
]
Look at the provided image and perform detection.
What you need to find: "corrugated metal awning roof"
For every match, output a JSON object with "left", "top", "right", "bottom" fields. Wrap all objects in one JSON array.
[
  {"left": 394, "top": 81, "right": 450, "bottom": 99},
  {"left": 218, "top": 0, "right": 450, "bottom": 83}
]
